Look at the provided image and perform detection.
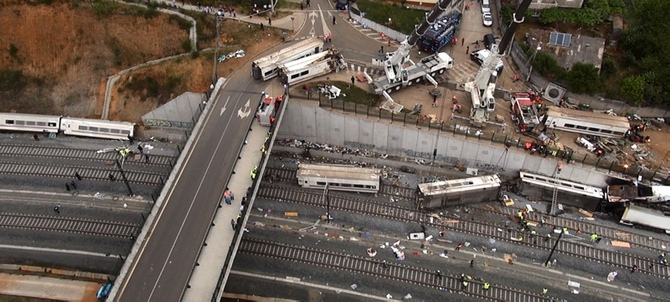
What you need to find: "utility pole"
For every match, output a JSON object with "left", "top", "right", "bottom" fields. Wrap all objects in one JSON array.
[
  {"left": 323, "top": 183, "right": 331, "bottom": 222},
  {"left": 550, "top": 162, "right": 563, "bottom": 215},
  {"left": 544, "top": 228, "right": 564, "bottom": 267},
  {"left": 212, "top": 15, "right": 221, "bottom": 84},
  {"left": 429, "top": 88, "right": 447, "bottom": 180},
  {"left": 115, "top": 159, "right": 134, "bottom": 196}
]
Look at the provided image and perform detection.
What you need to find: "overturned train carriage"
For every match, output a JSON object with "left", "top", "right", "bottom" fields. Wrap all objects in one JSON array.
[
  {"left": 418, "top": 175, "right": 501, "bottom": 208},
  {"left": 297, "top": 163, "right": 381, "bottom": 193}
]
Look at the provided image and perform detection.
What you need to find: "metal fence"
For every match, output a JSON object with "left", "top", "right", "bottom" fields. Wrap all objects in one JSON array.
[{"left": 305, "top": 94, "right": 670, "bottom": 184}]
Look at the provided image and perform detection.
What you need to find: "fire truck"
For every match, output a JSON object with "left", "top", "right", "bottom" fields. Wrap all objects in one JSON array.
[{"left": 510, "top": 93, "right": 541, "bottom": 132}]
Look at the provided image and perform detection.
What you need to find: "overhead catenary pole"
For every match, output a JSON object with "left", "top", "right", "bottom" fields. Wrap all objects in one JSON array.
[{"left": 544, "top": 228, "right": 564, "bottom": 267}]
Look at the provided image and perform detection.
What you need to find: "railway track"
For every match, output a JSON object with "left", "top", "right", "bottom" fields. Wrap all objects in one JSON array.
[
  {"left": 239, "top": 238, "right": 551, "bottom": 302},
  {"left": 471, "top": 204, "right": 670, "bottom": 253},
  {"left": 257, "top": 185, "right": 670, "bottom": 279},
  {"left": 0, "top": 144, "right": 175, "bottom": 168},
  {"left": 0, "top": 212, "right": 139, "bottom": 238},
  {"left": 0, "top": 161, "right": 165, "bottom": 186},
  {"left": 263, "top": 166, "right": 417, "bottom": 201}
]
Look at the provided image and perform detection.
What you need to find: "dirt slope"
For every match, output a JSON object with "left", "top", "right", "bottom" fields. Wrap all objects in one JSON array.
[{"left": 0, "top": 1, "right": 189, "bottom": 118}]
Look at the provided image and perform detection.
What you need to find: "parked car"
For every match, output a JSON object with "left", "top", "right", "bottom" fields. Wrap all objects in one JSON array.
[
  {"left": 482, "top": 13, "right": 493, "bottom": 27},
  {"left": 481, "top": 0, "right": 491, "bottom": 13}
]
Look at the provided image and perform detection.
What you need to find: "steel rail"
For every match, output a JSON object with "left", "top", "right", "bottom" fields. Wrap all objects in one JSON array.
[
  {"left": 0, "top": 161, "right": 165, "bottom": 186},
  {"left": 473, "top": 204, "right": 670, "bottom": 254},
  {"left": 0, "top": 212, "right": 139, "bottom": 238},
  {"left": 0, "top": 143, "right": 174, "bottom": 168},
  {"left": 239, "top": 238, "right": 551, "bottom": 302},
  {"left": 256, "top": 185, "right": 670, "bottom": 279}
]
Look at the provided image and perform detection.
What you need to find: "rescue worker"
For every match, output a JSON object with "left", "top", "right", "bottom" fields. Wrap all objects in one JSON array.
[
  {"left": 470, "top": 259, "right": 475, "bottom": 267},
  {"left": 562, "top": 227, "right": 568, "bottom": 234},
  {"left": 250, "top": 165, "right": 258, "bottom": 180},
  {"left": 590, "top": 233, "right": 598, "bottom": 242},
  {"left": 542, "top": 288, "right": 548, "bottom": 295},
  {"left": 531, "top": 229, "right": 537, "bottom": 235},
  {"left": 455, "top": 243, "right": 462, "bottom": 251},
  {"left": 452, "top": 95, "right": 457, "bottom": 104},
  {"left": 483, "top": 282, "right": 490, "bottom": 290}
]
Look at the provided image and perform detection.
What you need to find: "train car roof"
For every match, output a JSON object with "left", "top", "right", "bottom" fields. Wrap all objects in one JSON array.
[
  {"left": 62, "top": 117, "right": 136, "bottom": 126},
  {"left": 546, "top": 106, "right": 630, "bottom": 129},
  {"left": 621, "top": 204, "right": 670, "bottom": 232},
  {"left": 418, "top": 174, "right": 501, "bottom": 196},
  {"left": 520, "top": 171, "right": 604, "bottom": 199},
  {"left": 0, "top": 112, "right": 61, "bottom": 120},
  {"left": 297, "top": 163, "right": 380, "bottom": 181}
]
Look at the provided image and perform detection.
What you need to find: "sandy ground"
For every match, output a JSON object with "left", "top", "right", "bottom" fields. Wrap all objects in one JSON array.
[{"left": 0, "top": 273, "right": 102, "bottom": 302}]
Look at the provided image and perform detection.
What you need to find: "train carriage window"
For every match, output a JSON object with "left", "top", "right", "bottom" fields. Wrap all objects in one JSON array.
[
  {"left": 110, "top": 129, "right": 120, "bottom": 134},
  {"left": 78, "top": 126, "right": 88, "bottom": 130},
  {"left": 48, "top": 122, "right": 57, "bottom": 127},
  {"left": 100, "top": 128, "right": 110, "bottom": 133},
  {"left": 26, "top": 121, "right": 35, "bottom": 126},
  {"left": 121, "top": 130, "right": 131, "bottom": 135},
  {"left": 16, "top": 121, "right": 25, "bottom": 125},
  {"left": 37, "top": 122, "right": 46, "bottom": 126},
  {"left": 317, "top": 181, "right": 326, "bottom": 186},
  {"left": 601, "top": 130, "right": 612, "bottom": 134},
  {"left": 576, "top": 126, "right": 587, "bottom": 130},
  {"left": 89, "top": 127, "right": 99, "bottom": 132},
  {"left": 588, "top": 127, "right": 599, "bottom": 132},
  {"left": 5, "top": 120, "right": 14, "bottom": 125},
  {"left": 300, "top": 70, "right": 308, "bottom": 76},
  {"left": 353, "top": 184, "right": 364, "bottom": 188},
  {"left": 341, "top": 184, "right": 352, "bottom": 187},
  {"left": 290, "top": 73, "right": 300, "bottom": 79},
  {"left": 564, "top": 123, "right": 575, "bottom": 128}
]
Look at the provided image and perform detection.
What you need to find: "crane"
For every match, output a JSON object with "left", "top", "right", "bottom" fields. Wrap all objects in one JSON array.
[
  {"left": 364, "top": 0, "right": 457, "bottom": 113},
  {"left": 465, "top": 0, "right": 533, "bottom": 127}
]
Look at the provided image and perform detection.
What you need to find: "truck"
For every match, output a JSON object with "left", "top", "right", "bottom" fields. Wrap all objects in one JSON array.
[
  {"left": 510, "top": 93, "right": 541, "bottom": 132},
  {"left": 278, "top": 48, "right": 347, "bottom": 86},
  {"left": 418, "top": 10, "right": 462, "bottom": 53},
  {"left": 363, "top": 0, "right": 457, "bottom": 113},
  {"left": 252, "top": 37, "right": 324, "bottom": 81},
  {"left": 465, "top": 0, "right": 533, "bottom": 127}
]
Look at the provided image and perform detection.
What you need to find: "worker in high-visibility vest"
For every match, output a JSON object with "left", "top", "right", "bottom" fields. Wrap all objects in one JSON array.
[
  {"left": 250, "top": 165, "right": 258, "bottom": 180},
  {"left": 542, "top": 288, "right": 548, "bottom": 295},
  {"left": 462, "top": 280, "right": 469, "bottom": 287},
  {"left": 483, "top": 282, "right": 490, "bottom": 290},
  {"left": 590, "top": 233, "right": 598, "bottom": 242}
]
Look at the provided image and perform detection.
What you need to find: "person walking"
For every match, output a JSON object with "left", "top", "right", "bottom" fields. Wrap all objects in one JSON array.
[
  {"left": 351, "top": 76, "right": 355, "bottom": 86},
  {"left": 332, "top": 15, "right": 336, "bottom": 25},
  {"left": 483, "top": 282, "right": 490, "bottom": 290},
  {"left": 456, "top": 243, "right": 462, "bottom": 251},
  {"left": 470, "top": 259, "right": 475, "bottom": 267},
  {"left": 541, "top": 288, "right": 548, "bottom": 295},
  {"left": 439, "top": 227, "right": 446, "bottom": 237},
  {"left": 461, "top": 38, "right": 465, "bottom": 46},
  {"left": 631, "top": 264, "right": 638, "bottom": 273},
  {"left": 466, "top": 45, "right": 469, "bottom": 54},
  {"left": 268, "top": 17, "right": 272, "bottom": 26},
  {"left": 54, "top": 204, "right": 61, "bottom": 214}
]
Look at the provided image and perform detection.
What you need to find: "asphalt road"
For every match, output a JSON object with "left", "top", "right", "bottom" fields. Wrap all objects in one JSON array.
[{"left": 113, "top": 1, "right": 386, "bottom": 300}]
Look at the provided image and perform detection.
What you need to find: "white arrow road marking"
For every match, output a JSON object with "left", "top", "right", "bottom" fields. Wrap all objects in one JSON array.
[
  {"left": 309, "top": 11, "right": 318, "bottom": 37},
  {"left": 220, "top": 96, "right": 231, "bottom": 116},
  {"left": 318, "top": 5, "right": 331, "bottom": 37},
  {"left": 237, "top": 99, "right": 252, "bottom": 119}
]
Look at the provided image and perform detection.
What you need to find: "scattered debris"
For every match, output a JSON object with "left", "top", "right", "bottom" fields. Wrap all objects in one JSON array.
[
  {"left": 611, "top": 241, "right": 631, "bottom": 248},
  {"left": 350, "top": 284, "right": 358, "bottom": 290}
]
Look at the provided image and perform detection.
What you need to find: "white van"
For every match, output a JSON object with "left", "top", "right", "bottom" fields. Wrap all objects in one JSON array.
[{"left": 481, "top": 0, "right": 491, "bottom": 14}]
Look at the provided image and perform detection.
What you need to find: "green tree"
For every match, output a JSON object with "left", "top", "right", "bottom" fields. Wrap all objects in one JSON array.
[
  {"left": 585, "top": 0, "right": 610, "bottom": 17},
  {"left": 565, "top": 63, "right": 600, "bottom": 95},
  {"left": 620, "top": 75, "right": 645, "bottom": 105}
]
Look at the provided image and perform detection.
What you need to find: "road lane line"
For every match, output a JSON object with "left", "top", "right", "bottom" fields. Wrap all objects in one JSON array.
[
  {"left": 117, "top": 79, "right": 231, "bottom": 298},
  {"left": 147, "top": 79, "right": 253, "bottom": 301}
]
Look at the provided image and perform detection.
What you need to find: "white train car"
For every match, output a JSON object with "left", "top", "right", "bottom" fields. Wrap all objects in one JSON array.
[
  {"left": 544, "top": 107, "right": 630, "bottom": 138},
  {"left": 297, "top": 163, "right": 381, "bottom": 193},
  {"left": 0, "top": 113, "right": 61, "bottom": 133},
  {"left": 278, "top": 49, "right": 346, "bottom": 86},
  {"left": 620, "top": 204, "right": 670, "bottom": 234},
  {"left": 252, "top": 37, "right": 324, "bottom": 81},
  {"left": 418, "top": 175, "right": 501, "bottom": 208},
  {"left": 60, "top": 117, "right": 135, "bottom": 140}
]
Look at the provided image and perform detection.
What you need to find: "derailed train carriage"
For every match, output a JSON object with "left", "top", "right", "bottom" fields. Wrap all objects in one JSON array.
[
  {"left": 297, "top": 163, "right": 381, "bottom": 194},
  {"left": 0, "top": 112, "right": 135, "bottom": 140},
  {"left": 418, "top": 175, "right": 502, "bottom": 209}
]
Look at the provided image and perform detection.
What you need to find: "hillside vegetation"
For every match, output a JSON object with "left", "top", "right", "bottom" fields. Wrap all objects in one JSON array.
[{"left": 0, "top": 0, "right": 189, "bottom": 118}]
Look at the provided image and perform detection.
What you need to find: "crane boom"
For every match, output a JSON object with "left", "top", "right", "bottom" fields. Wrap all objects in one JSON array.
[{"left": 385, "top": 0, "right": 454, "bottom": 82}]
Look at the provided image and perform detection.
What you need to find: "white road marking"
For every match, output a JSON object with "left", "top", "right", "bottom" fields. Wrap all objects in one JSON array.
[
  {"left": 220, "top": 96, "right": 231, "bottom": 116},
  {"left": 237, "top": 99, "right": 252, "bottom": 119}
]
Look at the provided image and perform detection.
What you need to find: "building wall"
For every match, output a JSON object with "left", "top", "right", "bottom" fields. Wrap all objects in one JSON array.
[{"left": 278, "top": 101, "right": 613, "bottom": 187}]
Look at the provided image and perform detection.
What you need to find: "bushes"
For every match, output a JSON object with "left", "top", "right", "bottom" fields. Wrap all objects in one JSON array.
[{"left": 0, "top": 70, "right": 27, "bottom": 92}]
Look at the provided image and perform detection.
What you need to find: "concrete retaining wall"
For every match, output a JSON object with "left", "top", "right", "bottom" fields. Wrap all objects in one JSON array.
[{"left": 278, "top": 101, "right": 612, "bottom": 187}]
